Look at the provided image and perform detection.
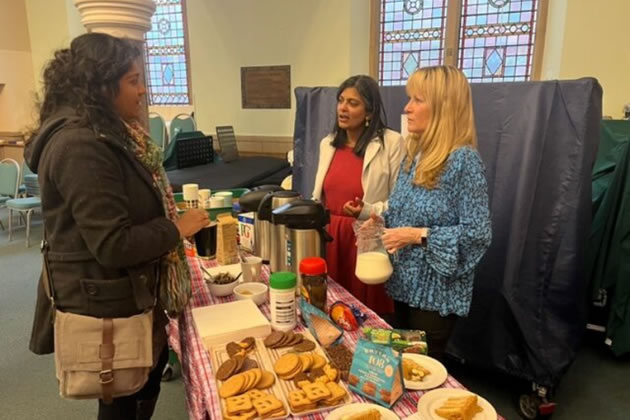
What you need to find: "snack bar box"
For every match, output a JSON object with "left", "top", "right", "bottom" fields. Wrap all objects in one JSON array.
[{"left": 191, "top": 299, "right": 271, "bottom": 349}]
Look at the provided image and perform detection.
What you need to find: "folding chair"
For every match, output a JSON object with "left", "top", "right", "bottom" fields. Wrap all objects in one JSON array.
[
  {"left": 149, "top": 112, "right": 169, "bottom": 150},
  {"left": 0, "top": 158, "right": 21, "bottom": 230},
  {"left": 6, "top": 174, "right": 41, "bottom": 247},
  {"left": 169, "top": 113, "right": 197, "bottom": 142}
]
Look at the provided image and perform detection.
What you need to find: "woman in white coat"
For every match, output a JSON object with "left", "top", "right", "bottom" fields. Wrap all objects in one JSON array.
[{"left": 312, "top": 75, "right": 404, "bottom": 314}]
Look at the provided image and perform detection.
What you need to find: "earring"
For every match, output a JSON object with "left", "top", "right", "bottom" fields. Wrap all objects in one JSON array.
[{"left": 365, "top": 119, "right": 370, "bottom": 127}]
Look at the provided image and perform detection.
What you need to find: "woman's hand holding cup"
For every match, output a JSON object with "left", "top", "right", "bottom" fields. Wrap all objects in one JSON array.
[{"left": 176, "top": 208, "right": 209, "bottom": 238}]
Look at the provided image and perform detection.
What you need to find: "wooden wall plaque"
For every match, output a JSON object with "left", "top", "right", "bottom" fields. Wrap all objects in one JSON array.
[{"left": 241, "top": 65, "right": 291, "bottom": 109}]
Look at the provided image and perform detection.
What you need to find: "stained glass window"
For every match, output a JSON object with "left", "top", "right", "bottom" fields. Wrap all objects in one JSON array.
[
  {"left": 144, "top": 0, "right": 191, "bottom": 105},
  {"left": 459, "top": 0, "right": 539, "bottom": 82},
  {"left": 378, "top": 0, "right": 449, "bottom": 86},
  {"left": 378, "top": 0, "right": 542, "bottom": 85}
]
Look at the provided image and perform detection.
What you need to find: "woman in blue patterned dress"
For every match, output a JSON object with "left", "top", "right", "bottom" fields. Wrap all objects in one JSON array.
[{"left": 380, "top": 66, "right": 492, "bottom": 360}]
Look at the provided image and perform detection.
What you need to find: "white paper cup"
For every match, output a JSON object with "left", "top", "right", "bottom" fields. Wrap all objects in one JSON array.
[
  {"left": 241, "top": 256, "right": 263, "bottom": 282},
  {"left": 209, "top": 197, "right": 224, "bottom": 208},
  {"left": 182, "top": 184, "right": 199, "bottom": 201},
  {"left": 214, "top": 191, "right": 233, "bottom": 208},
  {"left": 198, "top": 189, "right": 211, "bottom": 208}
]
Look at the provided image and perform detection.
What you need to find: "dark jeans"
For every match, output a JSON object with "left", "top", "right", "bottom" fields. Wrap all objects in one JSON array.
[
  {"left": 393, "top": 300, "right": 458, "bottom": 361},
  {"left": 97, "top": 345, "right": 169, "bottom": 420}
]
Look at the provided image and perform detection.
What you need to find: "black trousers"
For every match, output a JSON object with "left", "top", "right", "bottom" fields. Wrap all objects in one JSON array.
[
  {"left": 393, "top": 300, "right": 458, "bottom": 361},
  {"left": 97, "top": 345, "right": 169, "bottom": 420}
]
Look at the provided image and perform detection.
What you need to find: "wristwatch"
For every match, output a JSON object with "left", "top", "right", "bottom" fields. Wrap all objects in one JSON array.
[
  {"left": 420, "top": 231, "right": 428, "bottom": 248},
  {"left": 417, "top": 229, "right": 428, "bottom": 247}
]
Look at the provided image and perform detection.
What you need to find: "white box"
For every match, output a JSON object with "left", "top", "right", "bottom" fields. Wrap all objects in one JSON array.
[
  {"left": 238, "top": 211, "right": 255, "bottom": 252},
  {"left": 191, "top": 299, "right": 271, "bottom": 350}
]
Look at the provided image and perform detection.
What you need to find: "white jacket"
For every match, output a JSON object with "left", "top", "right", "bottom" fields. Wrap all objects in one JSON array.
[{"left": 311, "top": 129, "right": 404, "bottom": 219}]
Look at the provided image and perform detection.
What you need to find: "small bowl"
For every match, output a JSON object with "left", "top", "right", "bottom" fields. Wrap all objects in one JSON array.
[
  {"left": 234, "top": 283, "right": 268, "bottom": 306},
  {"left": 207, "top": 278, "right": 240, "bottom": 297}
]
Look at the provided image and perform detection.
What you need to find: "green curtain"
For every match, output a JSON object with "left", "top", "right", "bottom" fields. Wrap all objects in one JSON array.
[{"left": 587, "top": 120, "right": 630, "bottom": 356}]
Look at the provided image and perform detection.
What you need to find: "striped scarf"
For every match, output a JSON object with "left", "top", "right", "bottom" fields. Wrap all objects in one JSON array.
[{"left": 124, "top": 121, "right": 191, "bottom": 315}]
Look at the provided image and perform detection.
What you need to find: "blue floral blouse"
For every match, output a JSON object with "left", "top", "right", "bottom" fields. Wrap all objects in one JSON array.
[{"left": 384, "top": 146, "right": 492, "bottom": 316}]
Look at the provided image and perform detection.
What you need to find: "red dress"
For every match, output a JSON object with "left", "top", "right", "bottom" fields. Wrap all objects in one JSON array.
[{"left": 322, "top": 146, "right": 394, "bottom": 315}]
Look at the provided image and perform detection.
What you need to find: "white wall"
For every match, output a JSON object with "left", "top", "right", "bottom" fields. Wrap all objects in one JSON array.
[
  {"left": 25, "top": 0, "right": 83, "bottom": 90},
  {"left": 542, "top": 0, "right": 629, "bottom": 118},
  {"left": 184, "top": 0, "right": 370, "bottom": 136},
  {"left": 0, "top": 0, "right": 36, "bottom": 132}
]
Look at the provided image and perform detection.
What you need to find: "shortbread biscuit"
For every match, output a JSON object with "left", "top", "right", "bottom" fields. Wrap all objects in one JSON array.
[
  {"left": 311, "top": 353, "right": 327, "bottom": 369},
  {"left": 301, "top": 381, "right": 331, "bottom": 402},
  {"left": 273, "top": 353, "right": 300, "bottom": 376},
  {"left": 219, "top": 374, "right": 246, "bottom": 399},
  {"left": 252, "top": 394, "right": 284, "bottom": 417},
  {"left": 255, "top": 370, "right": 276, "bottom": 389},
  {"left": 225, "top": 394, "right": 252, "bottom": 415}
]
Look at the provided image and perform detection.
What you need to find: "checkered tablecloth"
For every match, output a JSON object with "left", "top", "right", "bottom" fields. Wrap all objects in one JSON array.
[{"left": 168, "top": 254, "right": 504, "bottom": 420}]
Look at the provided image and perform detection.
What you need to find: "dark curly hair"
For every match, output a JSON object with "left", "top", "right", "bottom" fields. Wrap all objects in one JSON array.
[{"left": 35, "top": 32, "right": 141, "bottom": 141}]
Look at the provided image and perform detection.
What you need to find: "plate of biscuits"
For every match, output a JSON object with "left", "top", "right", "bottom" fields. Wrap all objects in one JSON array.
[
  {"left": 210, "top": 337, "right": 289, "bottom": 419},
  {"left": 415, "top": 388, "right": 497, "bottom": 420},
  {"left": 401, "top": 354, "right": 448, "bottom": 391},
  {"left": 325, "top": 403, "right": 400, "bottom": 420},
  {"left": 263, "top": 329, "right": 352, "bottom": 416}
]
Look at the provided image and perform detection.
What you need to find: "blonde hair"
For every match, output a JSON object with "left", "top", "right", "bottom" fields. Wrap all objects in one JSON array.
[{"left": 404, "top": 65, "right": 477, "bottom": 189}]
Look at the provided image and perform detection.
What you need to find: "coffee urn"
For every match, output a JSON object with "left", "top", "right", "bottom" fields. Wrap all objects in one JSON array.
[
  {"left": 239, "top": 185, "right": 283, "bottom": 262},
  {"left": 260, "top": 190, "right": 301, "bottom": 272},
  {"left": 271, "top": 199, "right": 332, "bottom": 289}
]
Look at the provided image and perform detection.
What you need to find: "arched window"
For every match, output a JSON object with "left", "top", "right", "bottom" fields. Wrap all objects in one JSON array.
[
  {"left": 375, "top": 0, "right": 548, "bottom": 85},
  {"left": 144, "top": 0, "right": 192, "bottom": 105}
]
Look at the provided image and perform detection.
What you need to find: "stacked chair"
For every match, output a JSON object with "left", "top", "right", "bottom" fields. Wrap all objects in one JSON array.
[
  {"left": 170, "top": 113, "right": 197, "bottom": 142},
  {"left": 0, "top": 158, "right": 21, "bottom": 230},
  {"left": 6, "top": 173, "right": 41, "bottom": 247},
  {"left": 149, "top": 112, "right": 169, "bottom": 150}
]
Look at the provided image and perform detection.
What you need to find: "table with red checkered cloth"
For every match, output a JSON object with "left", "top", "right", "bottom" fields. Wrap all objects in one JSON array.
[{"left": 168, "top": 255, "right": 504, "bottom": 419}]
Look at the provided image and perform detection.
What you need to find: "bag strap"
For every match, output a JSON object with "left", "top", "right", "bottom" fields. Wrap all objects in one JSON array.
[
  {"left": 40, "top": 235, "right": 56, "bottom": 310},
  {"left": 100, "top": 318, "right": 115, "bottom": 404}
]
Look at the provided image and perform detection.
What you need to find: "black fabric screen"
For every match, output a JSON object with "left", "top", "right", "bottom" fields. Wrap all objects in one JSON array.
[{"left": 293, "top": 79, "right": 603, "bottom": 386}]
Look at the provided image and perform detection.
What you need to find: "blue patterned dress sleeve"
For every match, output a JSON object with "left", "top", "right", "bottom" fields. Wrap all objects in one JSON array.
[
  {"left": 383, "top": 146, "right": 492, "bottom": 316},
  {"left": 424, "top": 149, "right": 492, "bottom": 278}
]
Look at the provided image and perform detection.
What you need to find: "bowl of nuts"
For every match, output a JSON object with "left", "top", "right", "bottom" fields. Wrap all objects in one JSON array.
[{"left": 203, "top": 264, "right": 242, "bottom": 297}]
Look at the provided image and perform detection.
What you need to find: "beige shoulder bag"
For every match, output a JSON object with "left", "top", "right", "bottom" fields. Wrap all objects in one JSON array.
[{"left": 41, "top": 238, "right": 154, "bottom": 403}]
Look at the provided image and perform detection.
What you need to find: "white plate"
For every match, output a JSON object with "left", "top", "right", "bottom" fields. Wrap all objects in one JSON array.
[
  {"left": 402, "top": 354, "right": 448, "bottom": 391},
  {"left": 416, "top": 388, "right": 497, "bottom": 420},
  {"left": 326, "top": 403, "right": 400, "bottom": 420},
  {"left": 201, "top": 263, "right": 241, "bottom": 281}
]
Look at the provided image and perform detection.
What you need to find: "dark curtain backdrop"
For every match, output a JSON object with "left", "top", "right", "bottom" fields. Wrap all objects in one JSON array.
[{"left": 293, "top": 79, "right": 602, "bottom": 386}]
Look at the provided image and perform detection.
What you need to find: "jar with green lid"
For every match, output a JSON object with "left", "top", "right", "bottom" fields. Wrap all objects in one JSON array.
[{"left": 269, "top": 272, "right": 297, "bottom": 331}]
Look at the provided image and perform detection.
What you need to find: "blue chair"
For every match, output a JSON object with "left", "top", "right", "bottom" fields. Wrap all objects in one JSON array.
[
  {"left": 0, "top": 158, "right": 21, "bottom": 230},
  {"left": 169, "top": 113, "right": 196, "bottom": 142},
  {"left": 6, "top": 174, "right": 41, "bottom": 247},
  {"left": 149, "top": 112, "right": 168, "bottom": 150},
  {"left": 17, "top": 160, "right": 34, "bottom": 197}
]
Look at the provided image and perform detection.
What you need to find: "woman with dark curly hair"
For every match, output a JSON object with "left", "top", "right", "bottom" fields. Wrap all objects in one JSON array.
[{"left": 26, "top": 32, "right": 208, "bottom": 419}]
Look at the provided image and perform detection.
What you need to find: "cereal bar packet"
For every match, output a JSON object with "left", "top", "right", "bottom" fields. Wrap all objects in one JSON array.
[
  {"left": 347, "top": 339, "right": 404, "bottom": 408},
  {"left": 362, "top": 327, "right": 428, "bottom": 355}
]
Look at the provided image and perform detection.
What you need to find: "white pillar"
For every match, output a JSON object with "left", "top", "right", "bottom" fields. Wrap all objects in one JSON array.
[{"left": 73, "top": 0, "right": 156, "bottom": 127}]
